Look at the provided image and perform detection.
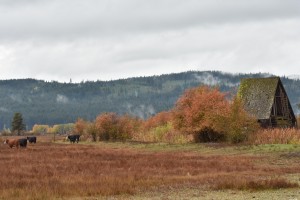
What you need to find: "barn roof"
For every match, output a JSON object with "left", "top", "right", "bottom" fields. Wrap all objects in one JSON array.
[{"left": 237, "top": 77, "right": 280, "bottom": 120}]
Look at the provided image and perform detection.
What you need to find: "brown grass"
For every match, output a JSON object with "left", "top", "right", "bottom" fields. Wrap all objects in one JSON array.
[
  {"left": 0, "top": 137, "right": 299, "bottom": 199},
  {"left": 250, "top": 128, "right": 300, "bottom": 144}
]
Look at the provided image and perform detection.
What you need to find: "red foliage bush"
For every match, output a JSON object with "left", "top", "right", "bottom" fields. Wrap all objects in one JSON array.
[
  {"left": 172, "top": 86, "right": 230, "bottom": 141},
  {"left": 143, "top": 111, "right": 173, "bottom": 131},
  {"left": 172, "top": 86, "right": 259, "bottom": 143},
  {"left": 95, "top": 113, "right": 141, "bottom": 141},
  {"left": 75, "top": 118, "right": 87, "bottom": 135}
]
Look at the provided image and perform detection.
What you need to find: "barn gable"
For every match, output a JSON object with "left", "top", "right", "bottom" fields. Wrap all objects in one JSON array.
[{"left": 238, "top": 77, "right": 296, "bottom": 128}]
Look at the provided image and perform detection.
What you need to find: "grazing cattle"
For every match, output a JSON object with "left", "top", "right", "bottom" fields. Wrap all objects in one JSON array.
[
  {"left": 3, "top": 139, "right": 19, "bottom": 148},
  {"left": 19, "top": 138, "right": 27, "bottom": 148},
  {"left": 66, "top": 134, "right": 80, "bottom": 143},
  {"left": 27, "top": 136, "right": 37, "bottom": 144}
]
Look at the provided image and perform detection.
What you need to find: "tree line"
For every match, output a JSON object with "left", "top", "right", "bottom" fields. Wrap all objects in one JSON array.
[
  {"left": 11, "top": 85, "right": 258, "bottom": 144},
  {"left": 0, "top": 71, "right": 299, "bottom": 131}
]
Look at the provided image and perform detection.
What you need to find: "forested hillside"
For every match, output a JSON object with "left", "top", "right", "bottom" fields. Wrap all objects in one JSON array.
[{"left": 0, "top": 71, "right": 299, "bottom": 130}]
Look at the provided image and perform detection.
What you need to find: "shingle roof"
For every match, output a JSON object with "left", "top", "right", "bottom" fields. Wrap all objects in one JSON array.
[{"left": 237, "top": 77, "right": 279, "bottom": 120}]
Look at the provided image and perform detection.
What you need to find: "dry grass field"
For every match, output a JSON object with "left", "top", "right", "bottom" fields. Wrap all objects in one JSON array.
[{"left": 0, "top": 136, "right": 300, "bottom": 199}]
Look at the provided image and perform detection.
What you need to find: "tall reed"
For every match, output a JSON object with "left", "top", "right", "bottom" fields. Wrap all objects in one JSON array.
[{"left": 250, "top": 128, "right": 300, "bottom": 144}]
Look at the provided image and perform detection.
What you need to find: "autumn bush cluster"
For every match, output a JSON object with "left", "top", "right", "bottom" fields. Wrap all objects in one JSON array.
[
  {"left": 75, "top": 113, "right": 142, "bottom": 142},
  {"left": 172, "top": 86, "right": 259, "bottom": 143},
  {"left": 71, "top": 86, "right": 259, "bottom": 143}
]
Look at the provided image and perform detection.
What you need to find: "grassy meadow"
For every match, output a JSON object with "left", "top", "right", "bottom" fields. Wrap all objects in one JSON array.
[{"left": 0, "top": 136, "right": 300, "bottom": 200}]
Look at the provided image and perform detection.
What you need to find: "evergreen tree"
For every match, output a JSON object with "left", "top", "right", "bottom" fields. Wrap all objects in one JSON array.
[{"left": 11, "top": 112, "right": 25, "bottom": 135}]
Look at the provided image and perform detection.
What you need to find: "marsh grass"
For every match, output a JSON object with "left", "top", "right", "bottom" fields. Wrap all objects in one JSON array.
[
  {"left": 250, "top": 128, "right": 300, "bottom": 144},
  {"left": 0, "top": 139, "right": 299, "bottom": 199}
]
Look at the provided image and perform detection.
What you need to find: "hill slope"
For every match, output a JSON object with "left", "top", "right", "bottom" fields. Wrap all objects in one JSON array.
[{"left": 0, "top": 71, "right": 299, "bottom": 130}]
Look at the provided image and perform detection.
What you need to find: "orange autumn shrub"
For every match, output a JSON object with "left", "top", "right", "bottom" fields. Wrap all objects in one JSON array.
[
  {"left": 75, "top": 118, "right": 88, "bottom": 135},
  {"left": 143, "top": 111, "right": 173, "bottom": 130},
  {"left": 172, "top": 86, "right": 230, "bottom": 142},
  {"left": 172, "top": 86, "right": 259, "bottom": 143},
  {"left": 95, "top": 112, "right": 141, "bottom": 141}
]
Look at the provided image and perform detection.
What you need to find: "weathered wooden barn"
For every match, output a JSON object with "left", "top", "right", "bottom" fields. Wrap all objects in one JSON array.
[{"left": 238, "top": 77, "right": 296, "bottom": 128}]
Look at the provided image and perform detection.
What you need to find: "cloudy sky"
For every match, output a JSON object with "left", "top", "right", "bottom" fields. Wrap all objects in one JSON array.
[{"left": 0, "top": 0, "right": 299, "bottom": 82}]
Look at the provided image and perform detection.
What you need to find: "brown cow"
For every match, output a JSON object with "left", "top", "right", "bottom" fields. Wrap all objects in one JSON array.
[{"left": 3, "top": 139, "right": 19, "bottom": 148}]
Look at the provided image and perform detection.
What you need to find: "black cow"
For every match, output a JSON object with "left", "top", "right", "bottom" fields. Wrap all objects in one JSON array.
[
  {"left": 66, "top": 134, "right": 80, "bottom": 143},
  {"left": 19, "top": 138, "right": 27, "bottom": 148},
  {"left": 27, "top": 136, "right": 37, "bottom": 144}
]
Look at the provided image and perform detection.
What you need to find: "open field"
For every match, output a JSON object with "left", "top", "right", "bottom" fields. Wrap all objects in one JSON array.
[{"left": 0, "top": 136, "right": 300, "bottom": 199}]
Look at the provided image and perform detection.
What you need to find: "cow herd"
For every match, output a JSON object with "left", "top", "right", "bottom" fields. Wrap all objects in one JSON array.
[
  {"left": 3, "top": 136, "right": 36, "bottom": 148},
  {"left": 3, "top": 134, "right": 81, "bottom": 148}
]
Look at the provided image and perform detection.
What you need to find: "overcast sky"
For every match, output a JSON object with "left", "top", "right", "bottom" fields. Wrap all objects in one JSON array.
[{"left": 0, "top": 0, "right": 299, "bottom": 82}]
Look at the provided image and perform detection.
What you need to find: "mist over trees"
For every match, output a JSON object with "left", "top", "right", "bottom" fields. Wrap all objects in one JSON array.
[{"left": 0, "top": 71, "right": 299, "bottom": 130}]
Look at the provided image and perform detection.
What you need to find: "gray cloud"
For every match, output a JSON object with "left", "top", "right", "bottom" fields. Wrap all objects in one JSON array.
[
  {"left": 0, "top": 0, "right": 299, "bottom": 82},
  {"left": 0, "top": 0, "right": 299, "bottom": 40}
]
